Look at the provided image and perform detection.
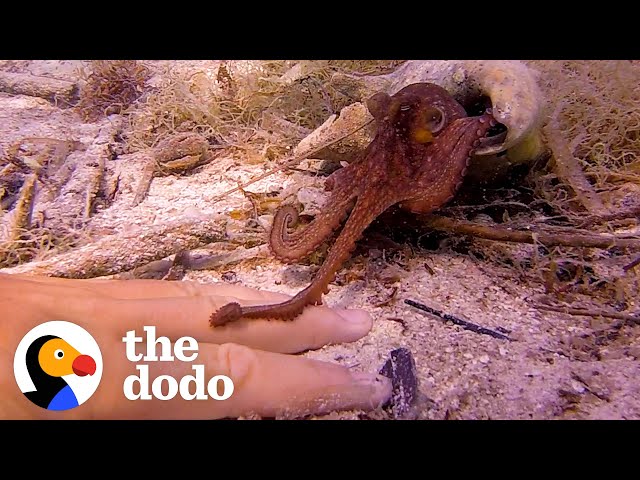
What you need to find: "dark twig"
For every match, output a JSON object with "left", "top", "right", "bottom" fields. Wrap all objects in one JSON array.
[
  {"left": 374, "top": 286, "right": 398, "bottom": 308},
  {"left": 623, "top": 255, "right": 640, "bottom": 272},
  {"left": 576, "top": 205, "right": 640, "bottom": 229},
  {"left": 423, "top": 215, "right": 640, "bottom": 250},
  {"left": 532, "top": 303, "right": 640, "bottom": 325},
  {"left": 404, "top": 299, "right": 514, "bottom": 341}
]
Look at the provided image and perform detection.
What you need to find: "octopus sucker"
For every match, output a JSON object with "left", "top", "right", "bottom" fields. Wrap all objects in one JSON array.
[{"left": 209, "top": 82, "right": 504, "bottom": 326}]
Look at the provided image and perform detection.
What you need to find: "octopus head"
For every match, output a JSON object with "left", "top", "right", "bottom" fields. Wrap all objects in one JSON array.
[{"left": 366, "top": 83, "right": 469, "bottom": 145}]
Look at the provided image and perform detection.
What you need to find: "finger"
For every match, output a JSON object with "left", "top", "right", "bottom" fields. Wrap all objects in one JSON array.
[
  {"left": 76, "top": 293, "right": 374, "bottom": 354},
  {"left": 3, "top": 273, "right": 291, "bottom": 303},
  {"left": 3, "top": 275, "right": 374, "bottom": 354},
  {"left": 82, "top": 342, "right": 393, "bottom": 420}
]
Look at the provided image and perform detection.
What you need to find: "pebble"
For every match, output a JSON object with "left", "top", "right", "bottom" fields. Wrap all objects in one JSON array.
[
  {"left": 379, "top": 348, "right": 419, "bottom": 419},
  {"left": 570, "top": 380, "right": 586, "bottom": 394}
]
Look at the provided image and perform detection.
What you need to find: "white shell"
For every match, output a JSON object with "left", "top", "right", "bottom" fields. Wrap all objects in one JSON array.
[{"left": 330, "top": 60, "right": 546, "bottom": 158}]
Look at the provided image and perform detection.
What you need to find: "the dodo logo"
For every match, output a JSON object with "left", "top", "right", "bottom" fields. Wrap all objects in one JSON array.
[{"left": 13, "top": 321, "right": 103, "bottom": 411}]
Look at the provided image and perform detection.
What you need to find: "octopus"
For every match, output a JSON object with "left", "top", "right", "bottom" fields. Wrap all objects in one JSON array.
[{"left": 209, "top": 82, "right": 504, "bottom": 327}]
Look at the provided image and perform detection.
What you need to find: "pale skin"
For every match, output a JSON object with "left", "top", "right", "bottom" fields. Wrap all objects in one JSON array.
[{"left": 0, "top": 273, "right": 392, "bottom": 419}]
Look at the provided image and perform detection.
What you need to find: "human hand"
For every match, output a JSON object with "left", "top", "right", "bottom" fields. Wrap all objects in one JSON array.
[{"left": 0, "top": 273, "right": 392, "bottom": 419}]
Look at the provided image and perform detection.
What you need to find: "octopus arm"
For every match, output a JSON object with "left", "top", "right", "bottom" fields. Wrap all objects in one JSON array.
[
  {"left": 269, "top": 183, "right": 357, "bottom": 263},
  {"left": 210, "top": 192, "right": 395, "bottom": 325}
]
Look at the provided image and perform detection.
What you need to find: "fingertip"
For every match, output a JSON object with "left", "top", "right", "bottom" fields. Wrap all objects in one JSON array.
[
  {"left": 332, "top": 308, "right": 374, "bottom": 342},
  {"left": 278, "top": 369, "right": 394, "bottom": 418},
  {"left": 351, "top": 372, "right": 394, "bottom": 410}
]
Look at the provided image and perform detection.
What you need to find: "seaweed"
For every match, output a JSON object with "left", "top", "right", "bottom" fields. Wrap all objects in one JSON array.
[
  {"left": 122, "top": 60, "right": 404, "bottom": 154},
  {"left": 76, "top": 60, "right": 151, "bottom": 122},
  {"left": 525, "top": 60, "right": 640, "bottom": 216}
]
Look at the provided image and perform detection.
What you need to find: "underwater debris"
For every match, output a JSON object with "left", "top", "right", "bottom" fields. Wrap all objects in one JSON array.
[
  {"left": 0, "top": 214, "right": 228, "bottom": 278},
  {"left": 153, "top": 131, "right": 211, "bottom": 174},
  {"left": 6, "top": 173, "right": 37, "bottom": 240},
  {"left": 0, "top": 71, "right": 78, "bottom": 104},
  {"left": 543, "top": 106, "right": 607, "bottom": 215},
  {"left": 132, "top": 132, "right": 212, "bottom": 206},
  {"left": 527, "top": 60, "right": 640, "bottom": 217},
  {"left": 0, "top": 118, "right": 122, "bottom": 269},
  {"left": 423, "top": 215, "right": 640, "bottom": 250},
  {"left": 405, "top": 299, "right": 514, "bottom": 341},
  {"left": 1, "top": 137, "right": 83, "bottom": 178},
  {"left": 624, "top": 255, "right": 640, "bottom": 272},
  {"left": 210, "top": 102, "right": 374, "bottom": 204},
  {"left": 122, "top": 60, "right": 403, "bottom": 153},
  {"left": 532, "top": 301, "right": 639, "bottom": 326},
  {"left": 0, "top": 137, "right": 87, "bottom": 266},
  {"left": 76, "top": 60, "right": 151, "bottom": 122},
  {"left": 379, "top": 348, "right": 419, "bottom": 419},
  {"left": 84, "top": 155, "right": 105, "bottom": 221}
]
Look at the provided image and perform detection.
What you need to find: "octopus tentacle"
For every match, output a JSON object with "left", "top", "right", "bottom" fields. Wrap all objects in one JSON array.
[
  {"left": 400, "top": 112, "right": 497, "bottom": 214},
  {"left": 269, "top": 186, "right": 357, "bottom": 263},
  {"left": 210, "top": 193, "right": 394, "bottom": 326},
  {"left": 209, "top": 82, "right": 505, "bottom": 328}
]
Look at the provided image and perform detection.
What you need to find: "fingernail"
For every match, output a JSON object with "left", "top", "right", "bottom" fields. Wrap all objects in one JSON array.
[
  {"left": 335, "top": 308, "right": 372, "bottom": 325},
  {"left": 336, "top": 310, "right": 373, "bottom": 342},
  {"left": 333, "top": 309, "right": 373, "bottom": 342},
  {"left": 351, "top": 372, "right": 393, "bottom": 408}
]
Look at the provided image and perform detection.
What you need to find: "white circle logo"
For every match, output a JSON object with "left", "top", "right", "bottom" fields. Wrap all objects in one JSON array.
[{"left": 13, "top": 321, "right": 103, "bottom": 411}]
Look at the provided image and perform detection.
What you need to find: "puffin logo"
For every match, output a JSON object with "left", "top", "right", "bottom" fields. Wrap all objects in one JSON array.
[{"left": 13, "top": 321, "right": 103, "bottom": 411}]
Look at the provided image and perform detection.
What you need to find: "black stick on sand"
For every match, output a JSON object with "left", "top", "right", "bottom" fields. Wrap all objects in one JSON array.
[{"left": 405, "top": 299, "right": 514, "bottom": 341}]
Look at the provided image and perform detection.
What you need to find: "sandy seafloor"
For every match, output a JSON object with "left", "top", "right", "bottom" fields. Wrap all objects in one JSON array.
[{"left": 1, "top": 60, "right": 639, "bottom": 420}]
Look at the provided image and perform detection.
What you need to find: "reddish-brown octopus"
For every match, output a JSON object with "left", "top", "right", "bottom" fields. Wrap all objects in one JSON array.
[{"left": 210, "top": 82, "right": 503, "bottom": 326}]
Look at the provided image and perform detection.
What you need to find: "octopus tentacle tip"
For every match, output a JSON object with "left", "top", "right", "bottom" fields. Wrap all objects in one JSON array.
[{"left": 209, "top": 302, "right": 243, "bottom": 327}]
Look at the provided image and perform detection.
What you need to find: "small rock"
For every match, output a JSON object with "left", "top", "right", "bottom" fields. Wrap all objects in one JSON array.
[
  {"left": 221, "top": 271, "right": 238, "bottom": 283},
  {"left": 258, "top": 214, "right": 274, "bottom": 230},
  {"left": 570, "top": 380, "right": 586, "bottom": 394},
  {"left": 479, "top": 354, "right": 490, "bottom": 364},
  {"left": 379, "top": 348, "right": 419, "bottom": 419},
  {"left": 297, "top": 186, "right": 328, "bottom": 216}
]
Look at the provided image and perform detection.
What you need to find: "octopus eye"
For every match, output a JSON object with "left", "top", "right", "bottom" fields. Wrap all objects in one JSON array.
[
  {"left": 422, "top": 107, "right": 445, "bottom": 134},
  {"left": 399, "top": 103, "right": 411, "bottom": 111}
]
